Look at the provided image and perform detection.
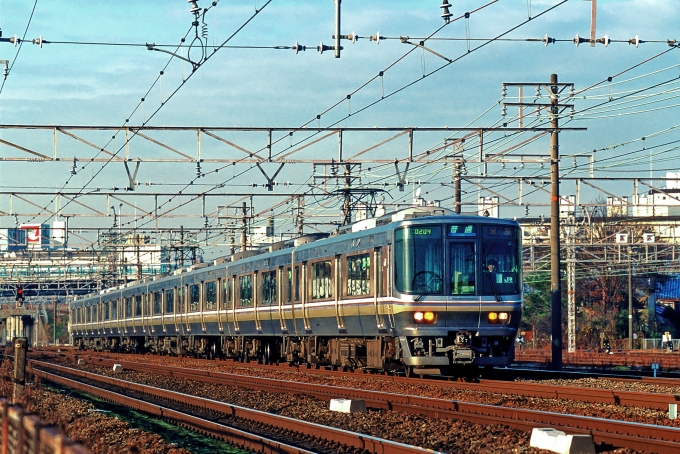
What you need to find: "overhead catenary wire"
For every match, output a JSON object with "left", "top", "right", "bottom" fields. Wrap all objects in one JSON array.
[{"left": 0, "top": 0, "right": 38, "bottom": 97}]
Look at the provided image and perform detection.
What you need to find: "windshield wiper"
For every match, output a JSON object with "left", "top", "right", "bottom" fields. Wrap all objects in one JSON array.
[
  {"left": 415, "top": 274, "right": 440, "bottom": 302},
  {"left": 485, "top": 271, "right": 501, "bottom": 302}
]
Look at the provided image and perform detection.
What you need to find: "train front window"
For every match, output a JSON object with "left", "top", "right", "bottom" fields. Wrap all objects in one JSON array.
[
  {"left": 481, "top": 225, "right": 521, "bottom": 295},
  {"left": 394, "top": 226, "right": 443, "bottom": 295}
]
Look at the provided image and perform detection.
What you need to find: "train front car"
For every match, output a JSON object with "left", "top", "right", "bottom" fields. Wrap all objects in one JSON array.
[{"left": 392, "top": 215, "right": 522, "bottom": 377}]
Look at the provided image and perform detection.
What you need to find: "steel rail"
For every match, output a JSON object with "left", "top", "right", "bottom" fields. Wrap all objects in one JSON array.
[
  {"left": 31, "top": 358, "right": 680, "bottom": 454},
  {"left": 30, "top": 362, "right": 437, "bottom": 454}
]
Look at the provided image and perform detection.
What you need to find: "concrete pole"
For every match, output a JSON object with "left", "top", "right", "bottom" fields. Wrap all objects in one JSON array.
[
  {"left": 629, "top": 243, "right": 633, "bottom": 349},
  {"left": 13, "top": 337, "right": 27, "bottom": 404},
  {"left": 550, "top": 73, "right": 563, "bottom": 370}
]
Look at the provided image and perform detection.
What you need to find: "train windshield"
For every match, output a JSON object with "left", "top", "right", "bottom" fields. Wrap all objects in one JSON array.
[
  {"left": 394, "top": 225, "right": 443, "bottom": 295},
  {"left": 481, "top": 225, "right": 521, "bottom": 295}
]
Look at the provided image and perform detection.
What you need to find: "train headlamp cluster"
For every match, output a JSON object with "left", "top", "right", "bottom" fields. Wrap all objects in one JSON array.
[
  {"left": 487, "top": 312, "right": 510, "bottom": 324},
  {"left": 413, "top": 311, "right": 436, "bottom": 324}
]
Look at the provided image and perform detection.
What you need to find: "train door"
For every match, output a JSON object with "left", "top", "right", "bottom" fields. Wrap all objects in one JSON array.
[
  {"left": 447, "top": 241, "right": 478, "bottom": 320},
  {"left": 217, "top": 277, "right": 225, "bottom": 332},
  {"left": 334, "top": 255, "right": 345, "bottom": 332},
  {"left": 373, "top": 247, "right": 387, "bottom": 332},
  {"left": 232, "top": 276, "right": 241, "bottom": 333},
  {"left": 289, "top": 261, "right": 300, "bottom": 336},
  {"left": 172, "top": 286, "right": 181, "bottom": 333},
  {"left": 253, "top": 272, "right": 262, "bottom": 332},
  {"left": 301, "top": 261, "right": 311, "bottom": 332},
  {"left": 161, "top": 289, "right": 167, "bottom": 333},
  {"left": 199, "top": 281, "right": 207, "bottom": 332},
  {"left": 277, "top": 266, "right": 287, "bottom": 333}
]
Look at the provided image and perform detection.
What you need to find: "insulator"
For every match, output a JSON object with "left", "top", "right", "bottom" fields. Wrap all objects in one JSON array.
[
  {"left": 440, "top": 0, "right": 452, "bottom": 23},
  {"left": 573, "top": 34, "right": 588, "bottom": 47},
  {"left": 196, "top": 161, "right": 201, "bottom": 177},
  {"left": 597, "top": 34, "right": 610, "bottom": 47},
  {"left": 501, "top": 105, "right": 507, "bottom": 117},
  {"left": 535, "top": 85, "right": 541, "bottom": 98},
  {"left": 629, "top": 35, "right": 640, "bottom": 48},
  {"left": 188, "top": 0, "right": 200, "bottom": 14},
  {"left": 293, "top": 41, "right": 305, "bottom": 54},
  {"left": 570, "top": 106, "right": 575, "bottom": 119},
  {"left": 501, "top": 84, "right": 507, "bottom": 98}
]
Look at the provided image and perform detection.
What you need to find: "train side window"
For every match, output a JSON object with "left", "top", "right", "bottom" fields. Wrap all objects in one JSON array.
[
  {"left": 135, "top": 295, "right": 142, "bottom": 317},
  {"left": 125, "top": 297, "right": 132, "bottom": 318},
  {"left": 226, "top": 278, "right": 233, "bottom": 310},
  {"left": 112, "top": 299, "right": 118, "bottom": 319},
  {"left": 177, "top": 287, "right": 185, "bottom": 313},
  {"left": 286, "top": 267, "right": 292, "bottom": 303},
  {"left": 346, "top": 253, "right": 371, "bottom": 297},
  {"left": 239, "top": 275, "right": 253, "bottom": 307},
  {"left": 294, "top": 266, "right": 300, "bottom": 301},
  {"left": 153, "top": 291, "right": 162, "bottom": 314},
  {"left": 311, "top": 260, "right": 333, "bottom": 300},
  {"left": 165, "top": 289, "right": 175, "bottom": 314},
  {"left": 189, "top": 284, "right": 200, "bottom": 311},
  {"left": 262, "top": 270, "right": 276, "bottom": 305},
  {"left": 206, "top": 281, "right": 217, "bottom": 310},
  {"left": 144, "top": 293, "right": 150, "bottom": 316},
  {"left": 219, "top": 279, "right": 226, "bottom": 310},
  {"left": 104, "top": 302, "right": 110, "bottom": 321}
]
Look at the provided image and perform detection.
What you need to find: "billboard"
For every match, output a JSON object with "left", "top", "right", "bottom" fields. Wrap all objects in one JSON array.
[{"left": 20, "top": 224, "right": 50, "bottom": 249}]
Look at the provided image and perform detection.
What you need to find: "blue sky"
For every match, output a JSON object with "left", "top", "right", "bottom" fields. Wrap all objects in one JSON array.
[{"left": 0, "top": 0, "right": 678, "bottom": 254}]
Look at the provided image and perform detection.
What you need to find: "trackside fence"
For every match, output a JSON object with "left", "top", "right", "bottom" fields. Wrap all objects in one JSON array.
[{"left": 0, "top": 399, "right": 89, "bottom": 454}]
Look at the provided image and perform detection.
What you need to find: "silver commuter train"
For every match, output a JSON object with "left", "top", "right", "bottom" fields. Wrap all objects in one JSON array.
[{"left": 70, "top": 205, "right": 522, "bottom": 377}]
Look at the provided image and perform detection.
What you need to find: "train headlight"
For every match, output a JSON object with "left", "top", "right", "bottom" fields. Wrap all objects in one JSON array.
[
  {"left": 414, "top": 311, "right": 436, "bottom": 324},
  {"left": 488, "top": 312, "right": 510, "bottom": 324}
]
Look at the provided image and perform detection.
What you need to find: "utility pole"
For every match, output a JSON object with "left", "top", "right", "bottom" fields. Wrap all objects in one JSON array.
[
  {"left": 628, "top": 239, "right": 634, "bottom": 349},
  {"left": 566, "top": 224, "right": 575, "bottom": 353},
  {"left": 295, "top": 196, "right": 305, "bottom": 236},
  {"left": 502, "top": 74, "right": 577, "bottom": 370},
  {"left": 549, "top": 73, "right": 563, "bottom": 369}
]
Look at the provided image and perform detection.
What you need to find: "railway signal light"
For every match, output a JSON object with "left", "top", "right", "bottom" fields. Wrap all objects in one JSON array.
[{"left": 16, "top": 284, "right": 23, "bottom": 304}]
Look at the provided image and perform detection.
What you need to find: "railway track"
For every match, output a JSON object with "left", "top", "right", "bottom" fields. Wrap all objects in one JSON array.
[
  {"left": 30, "top": 360, "right": 434, "bottom": 454},
  {"left": 30, "top": 355, "right": 680, "bottom": 453},
  {"left": 51, "top": 351, "right": 680, "bottom": 411}
]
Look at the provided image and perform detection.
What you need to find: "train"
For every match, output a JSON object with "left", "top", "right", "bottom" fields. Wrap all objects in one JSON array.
[{"left": 69, "top": 205, "right": 523, "bottom": 377}]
